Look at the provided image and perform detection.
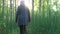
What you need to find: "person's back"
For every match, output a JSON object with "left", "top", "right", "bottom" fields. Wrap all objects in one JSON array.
[
  {"left": 16, "top": 0, "right": 30, "bottom": 34},
  {"left": 16, "top": 3, "right": 30, "bottom": 25}
]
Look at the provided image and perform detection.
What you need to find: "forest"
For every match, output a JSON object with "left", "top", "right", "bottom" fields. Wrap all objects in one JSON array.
[{"left": 0, "top": 0, "right": 60, "bottom": 34}]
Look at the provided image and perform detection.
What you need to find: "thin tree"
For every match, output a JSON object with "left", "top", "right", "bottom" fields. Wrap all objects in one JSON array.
[
  {"left": 32, "top": 0, "right": 34, "bottom": 23},
  {"left": 2, "top": 0, "right": 4, "bottom": 20},
  {"left": 10, "top": 0, "right": 13, "bottom": 34}
]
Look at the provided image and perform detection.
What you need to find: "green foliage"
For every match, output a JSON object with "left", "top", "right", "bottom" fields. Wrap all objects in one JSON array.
[{"left": 0, "top": 0, "right": 60, "bottom": 34}]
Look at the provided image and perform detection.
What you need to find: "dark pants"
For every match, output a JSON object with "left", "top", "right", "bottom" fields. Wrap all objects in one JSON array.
[{"left": 19, "top": 25, "right": 28, "bottom": 34}]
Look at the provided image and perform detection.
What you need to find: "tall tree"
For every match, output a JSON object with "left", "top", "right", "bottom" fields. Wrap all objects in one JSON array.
[
  {"left": 2, "top": 0, "right": 4, "bottom": 19},
  {"left": 32, "top": 0, "right": 34, "bottom": 23},
  {"left": 10, "top": 0, "right": 13, "bottom": 34}
]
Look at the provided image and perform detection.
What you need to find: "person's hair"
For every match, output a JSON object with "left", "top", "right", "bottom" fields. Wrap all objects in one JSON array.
[{"left": 20, "top": 0, "right": 25, "bottom": 4}]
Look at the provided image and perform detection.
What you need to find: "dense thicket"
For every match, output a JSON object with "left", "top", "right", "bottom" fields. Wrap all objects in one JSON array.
[{"left": 0, "top": 0, "right": 60, "bottom": 34}]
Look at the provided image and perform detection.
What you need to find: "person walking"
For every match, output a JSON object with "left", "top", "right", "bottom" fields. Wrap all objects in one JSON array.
[{"left": 16, "top": 0, "right": 30, "bottom": 34}]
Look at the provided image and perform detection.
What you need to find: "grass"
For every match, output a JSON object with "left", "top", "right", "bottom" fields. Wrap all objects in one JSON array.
[{"left": 0, "top": 11, "right": 60, "bottom": 34}]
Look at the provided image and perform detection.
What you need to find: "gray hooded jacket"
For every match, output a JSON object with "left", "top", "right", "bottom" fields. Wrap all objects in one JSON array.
[{"left": 16, "top": 4, "right": 30, "bottom": 25}]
